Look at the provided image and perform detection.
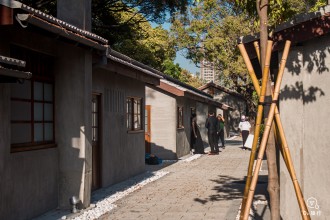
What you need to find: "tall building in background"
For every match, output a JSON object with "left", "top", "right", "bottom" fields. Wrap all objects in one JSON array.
[{"left": 200, "top": 59, "right": 215, "bottom": 82}]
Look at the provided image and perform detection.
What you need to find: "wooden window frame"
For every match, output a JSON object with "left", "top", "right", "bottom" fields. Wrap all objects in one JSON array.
[
  {"left": 10, "top": 45, "right": 55, "bottom": 153},
  {"left": 126, "top": 97, "right": 143, "bottom": 132}
]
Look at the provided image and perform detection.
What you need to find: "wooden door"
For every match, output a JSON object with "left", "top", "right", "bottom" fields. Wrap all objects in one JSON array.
[
  {"left": 92, "top": 94, "right": 101, "bottom": 191},
  {"left": 145, "top": 105, "right": 151, "bottom": 154}
]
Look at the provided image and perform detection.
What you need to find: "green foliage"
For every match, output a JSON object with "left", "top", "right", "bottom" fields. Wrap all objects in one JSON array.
[
  {"left": 235, "top": 0, "right": 327, "bottom": 29},
  {"left": 180, "top": 69, "right": 204, "bottom": 88},
  {"left": 170, "top": 0, "right": 255, "bottom": 100},
  {"left": 18, "top": 0, "right": 56, "bottom": 15},
  {"left": 162, "top": 59, "right": 182, "bottom": 79},
  {"left": 19, "top": 0, "right": 192, "bottom": 71}
]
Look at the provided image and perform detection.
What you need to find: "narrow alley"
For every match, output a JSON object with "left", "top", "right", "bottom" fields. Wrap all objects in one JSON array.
[{"left": 47, "top": 137, "right": 270, "bottom": 220}]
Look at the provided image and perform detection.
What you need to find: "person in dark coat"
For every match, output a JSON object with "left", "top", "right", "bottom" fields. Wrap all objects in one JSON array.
[
  {"left": 191, "top": 113, "right": 205, "bottom": 154},
  {"left": 205, "top": 112, "right": 219, "bottom": 154}
]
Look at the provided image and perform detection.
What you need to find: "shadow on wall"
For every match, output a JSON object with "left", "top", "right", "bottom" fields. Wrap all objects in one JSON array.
[
  {"left": 286, "top": 48, "right": 330, "bottom": 76},
  {"left": 193, "top": 174, "right": 269, "bottom": 219},
  {"left": 280, "top": 81, "right": 325, "bottom": 103},
  {"left": 280, "top": 45, "right": 328, "bottom": 103}
]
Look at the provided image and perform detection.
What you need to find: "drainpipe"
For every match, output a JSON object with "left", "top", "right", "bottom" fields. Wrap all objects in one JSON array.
[{"left": 0, "top": 5, "right": 13, "bottom": 25}]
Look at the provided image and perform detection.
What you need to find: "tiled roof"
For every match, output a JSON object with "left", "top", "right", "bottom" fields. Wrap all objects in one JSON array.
[
  {"left": 20, "top": 4, "right": 108, "bottom": 44},
  {"left": 107, "top": 50, "right": 163, "bottom": 79},
  {"left": 238, "top": 5, "right": 330, "bottom": 44},
  {"left": 0, "top": 55, "right": 31, "bottom": 79},
  {"left": 160, "top": 79, "right": 233, "bottom": 110},
  {"left": 199, "top": 82, "right": 245, "bottom": 99},
  {"left": 0, "top": 55, "right": 26, "bottom": 67},
  {"left": 1, "top": 0, "right": 107, "bottom": 48}
]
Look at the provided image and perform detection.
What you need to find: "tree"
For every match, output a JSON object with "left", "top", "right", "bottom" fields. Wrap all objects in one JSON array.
[
  {"left": 162, "top": 59, "right": 182, "bottom": 79},
  {"left": 180, "top": 69, "right": 204, "bottom": 88},
  {"left": 236, "top": 0, "right": 326, "bottom": 219},
  {"left": 170, "top": 0, "right": 257, "bottom": 113},
  {"left": 19, "top": 0, "right": 184, "bottom": 71}
]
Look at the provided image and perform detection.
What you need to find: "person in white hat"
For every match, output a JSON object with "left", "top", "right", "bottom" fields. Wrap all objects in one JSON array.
[{"left": 238, "top": 115, "right": 251, "bottom": 150}]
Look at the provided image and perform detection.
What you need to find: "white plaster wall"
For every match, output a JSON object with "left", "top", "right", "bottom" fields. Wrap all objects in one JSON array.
[
  {"left": 279, "top": 46, "right": 304, "bottom": 219},
  {"left": 280, "top": 36, "right": 330, "bottom": 219},
  {"left": 146, "top": 86, "right": 177, "bottom": 159}
]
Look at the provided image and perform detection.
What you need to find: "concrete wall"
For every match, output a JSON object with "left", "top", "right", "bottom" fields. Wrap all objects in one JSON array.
[
  {"left": 279, "top": 35, "right": 330, "bottom": 219},
  {"left": 0, "top": 29, "right": 60, "bottom": 219},
  {"left": 146, "top": 86, "right": 177, "bottom": 159},
  {"left": 146, "top": 86, "right": 199, "bottom": 159},
  {"left": 55, "top": 44, "right": 93, "bottom": 209},
  {"left": 93, "top": 68, "right": 146, "bottom": 186}
]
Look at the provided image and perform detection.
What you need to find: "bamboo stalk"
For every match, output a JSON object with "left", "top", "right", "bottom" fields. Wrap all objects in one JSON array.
[
  {"left": 251, "top": 41, "right": 290, "bottom": 170},
  {"left": 251, "top": 42, "right": 290, "bottom": 170},
  {"left": 239, "top": 41, "right": 290, "bottom": 172},
  {"left": 242, "top": 43, "right": 287, "bottom": 220},
  {"left": 242, "top": 40, "right": 310, "bottom": 220},
  {"left": 239, "top": 41, "right": 309, "bottom": 219},
  {"left": 238, "top": 40, "right": 273, "bottom": 220},
  {"left": 253, "top": 41, "right": 261, "bottom": 62}
]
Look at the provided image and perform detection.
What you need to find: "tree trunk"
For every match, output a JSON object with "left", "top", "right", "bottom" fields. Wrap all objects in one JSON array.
[{"left": 257, "top": 0, "right": 280, "bottom": 219}]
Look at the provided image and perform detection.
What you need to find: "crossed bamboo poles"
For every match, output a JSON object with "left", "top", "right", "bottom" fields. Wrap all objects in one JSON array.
[{"left": 237, "top": 40, "right": 311, "bottom": 220}]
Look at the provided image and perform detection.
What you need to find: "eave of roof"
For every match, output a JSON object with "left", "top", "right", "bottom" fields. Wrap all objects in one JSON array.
[
  {"left": 0, "top": 55, "right": 31, "bottom": 80},
  {"left": 16, "top": 14, "right": 107, "bottom": 51},
  {"left": 0, "top": 55, "right": 25, "bottom": 67},
  {"left": 0, "top": 67, "right": 31, "bottom": 79},
  {"left": 160, "top": 73, "right": 213, "bottom": 99},
  {"left": 199, "top": 82, "right": 245, "bottom": 100},
  {"left": 159, "top": 79, "right": 233, "bottom": 110},
  {"left": 1, "top": 0, "right": 107, "bottom": 50},
  {"left": 106, "top": 49, "right": 163, "bottom": 80},
  {"left": 237, "top": 5, "right": 330, "bottom": 58}
]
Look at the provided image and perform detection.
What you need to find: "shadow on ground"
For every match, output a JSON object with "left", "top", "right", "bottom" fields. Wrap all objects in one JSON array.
[{"left": 194, "top": 174, "right": 270, "bottom": 219}]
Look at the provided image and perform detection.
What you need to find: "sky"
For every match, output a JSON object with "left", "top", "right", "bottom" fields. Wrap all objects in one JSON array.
[
  {"left": 175, "top": 52, "right": 199, "bottom": 75},
  {"left": 152, "top": 22, "right": 200, "bottom": 75}
]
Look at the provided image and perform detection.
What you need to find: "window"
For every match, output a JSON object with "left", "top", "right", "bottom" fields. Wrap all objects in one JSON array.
[
  {"left": 10, "top": 45, "right": 55, "bottom": 152},
  {"left": 127, "top": 97, "right": 143, "bottom": 131},
  {"left": 177, "top": 106, "right": 184, "bottom": 128}
]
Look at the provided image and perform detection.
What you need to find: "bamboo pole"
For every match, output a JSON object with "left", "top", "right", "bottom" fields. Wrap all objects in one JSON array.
[
  {"left": 252, "top": 41, "right": 290, "bottom": 169},
  {"left": 253, "top": 41, "right": 261, "bottom": 62},
  {"left": 238, "top": 40, "right": 273, "bottom": 220},
  {"left": 254, "top": 43, "right": 310, "bottom": 219},
  {"left": 239, "top": 41, "right": 309, "bottom": 219},
  {"left": 249, "top": 42, "right": 290, "bottom": 169},
  {"left": 241, "top": 40, "right": 310, "bottom": 220},
  {"left": 239, "top": 41, "right": 290, "bottom": 179}
]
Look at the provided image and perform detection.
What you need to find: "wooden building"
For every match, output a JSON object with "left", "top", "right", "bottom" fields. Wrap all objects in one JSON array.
[
  {"left": 199, "top": 82, "right": 247, "bottom": 136},
  {"left": 146, "top": 75, "right": 232, "bottom": 159},
  {"left": 0, "top": 1, "right": 162, "bottom": 219}
]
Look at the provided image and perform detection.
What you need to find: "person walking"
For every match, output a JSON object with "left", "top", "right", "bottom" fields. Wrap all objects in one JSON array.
[
  {"left": 217, "top": 114, "right": 225, "bottom": 149},
  {"left": 191, "top": 113, "right": 205, "bottom": 154},
  {"left": 205, "top": 112, "right": 219, "bottom": 154},
  {"left": 239, "top": 115, "right": 251, "bottom": 150}
]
